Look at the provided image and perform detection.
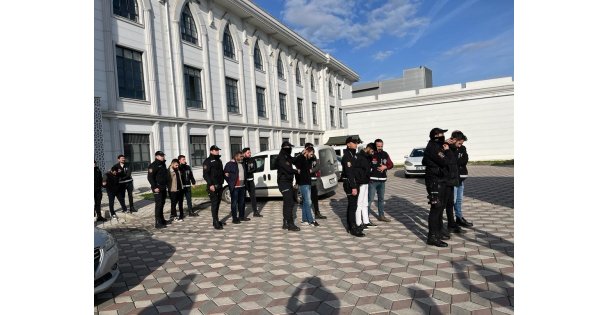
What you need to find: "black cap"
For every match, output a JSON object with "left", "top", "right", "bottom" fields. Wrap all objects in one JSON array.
[
  {"left": 154, "top": 151, "right": 165, "bottom": 156},
  {"left": 429, "top": 128, "right": 448, "bottom": 139},
  {"left": 281, "top": 141, "right": 294, "bottom": 148},
  {"left": 304, "top": 142, "right": 314, "bottom": 148},
  {"left": 345, "top": 136, "right": 362, "bottom": 144},
  {"left": 366, "top": 142, "right": 376, "bottom": 150},
  {"left": 210, "top": 145, "right": 221, "bottom": 151}
]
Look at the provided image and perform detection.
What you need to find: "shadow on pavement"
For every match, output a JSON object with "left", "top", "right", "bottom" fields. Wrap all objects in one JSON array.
[
  {"left": 329, "top": 197, "right": 349, "bottom": 232},
  {"left": 384, "top": 196, "right": 514, "bottom": 257},
  {"left": 94, "top": 228, "right": 176, "bottom": 307},
  {"left": 462, "top": 177, "right": 514, "bottom": 208},
  {"left": 287, "top": 276, "right": 340, "bottom": 313}
]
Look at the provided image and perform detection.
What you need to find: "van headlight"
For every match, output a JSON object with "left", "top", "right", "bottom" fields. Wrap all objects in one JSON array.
[
  {"left": 405, "top": 161, "right": 413, "bottom": 166},
  {"left": 104, "top": 236, "right": 116, "bottom": 251}
]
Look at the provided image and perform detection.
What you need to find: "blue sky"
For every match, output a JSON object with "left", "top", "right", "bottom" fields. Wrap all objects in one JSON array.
[{"left": 252, "top": 0, "right": 513, "bottom": 86}]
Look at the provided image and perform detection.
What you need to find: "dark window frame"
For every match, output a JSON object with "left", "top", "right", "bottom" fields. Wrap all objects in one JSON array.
[
  {"left": 189, "top": 135, "right": 207, "bottom": 167},
  {"left": 254, "top": 42, "right": 263, "bottom": 70},
  {"left": 330, "top": 105, "right": 336, "bottom": 127},
  {"left": 256, "top": 86, "right": 266, "bottom": 118},
  {"left": 225, "top": 77, "right": 239, "bottom": 113},
  {"left": 295, "top": 65, "right": 302, "bottom": 85},
  {"left": 339, "top": 108, "right": 344, "bottom": 128},
  {"left": 312, "top": 102, "right": 318, "bottom": 125},
  {"left": 297, "top": 98, "right": 304, "bottom": 123},
  {"left": 230, "top": 136, "right": 242, "bottom": 158},
  {"left": 184, "top": 65, "right": 203, "bottom": 109},
  {"left": 328, "top": 80, "right": 333, "bottom": 96},
  {"left": 277, "top": 56, "right": 285, "bottom": 79},
  {"left": 115, "top": 46, "right": 145, "bottom": 100},
  {"left": 180, "top": 6, "right": 198, "bottom": 45},
  {"left": 279, "top": 93, "right": 287, "bottom": 121},
  {"left": 223, "top": 28, "right": 236, "bottom": 59},
  {"left": 259, "top": 137, "right": 269, "bottom": 152},
  {"left": 122, "top": 133, "right": 150, "bottom": 172},
  {"left": 310, "top": 73, "right": 315, "bottom": 91},
  {"left": 113, "top": 0, "right": 139, "bottom": 23}
]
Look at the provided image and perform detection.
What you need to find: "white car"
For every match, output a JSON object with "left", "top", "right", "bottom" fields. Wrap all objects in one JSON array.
[
  {"left": 221, "top": 145, "right": 339, "bottom": 202},
  {"left": 94, "top": 227, "right": 120, "bottom": 294},
  {"left": 404, "top": 147, "right": 426, "bottom": 178}
]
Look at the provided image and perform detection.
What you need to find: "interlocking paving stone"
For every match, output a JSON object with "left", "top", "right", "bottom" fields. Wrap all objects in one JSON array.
[{"left": 94, "top": 166, "right": 514, "bottom": 315}]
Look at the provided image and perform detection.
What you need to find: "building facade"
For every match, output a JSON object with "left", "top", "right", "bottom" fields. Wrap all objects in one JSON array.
[
  {"left": 94, "top": 0, "right": 358, "bottom": 190},
  {"left": 341, "top": 77, "right": 514, "bottom": 161}
]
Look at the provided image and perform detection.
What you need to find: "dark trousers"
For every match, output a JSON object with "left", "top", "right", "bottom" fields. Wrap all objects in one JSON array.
[
  {"left": 170, "top": 190, "right": 184, "bottom": 219},
  {"left": 154, "top": 188, "right": 167, "bottom": 223},
  {"left": 426, "top": 181, "right": 449, "bottom": 236},
  {"left": 311, "top": 182, "right": 320, "bottom": 215},
  {"left": 230, "top": 186, "right": 246, "bottom": 220},
  {"left": 208, "top": 186, "right": 221, "bottom": 223},
  {"left": 108, "top": 190, "right": 127, "bottom": 215},
  {"left": 119, "top": 181, "right": 135, "bottom": 209},
  {"left": 94, "top": 190, "right": 103, "bottom": 218},
  {"left": 344, "top": 183, "right": 359, "bottom": 231},
  {"left": 183, "top": 186, "right": 193, "bottom": 211},
  {"left": 279, "top": 182, "right": 295, "bottom": 226},
  {"left": 444, "top": 185, "right": 456, "bottom": 227},
  {"left": 245, "top": 180, "right": 258, "bottom": 213}
]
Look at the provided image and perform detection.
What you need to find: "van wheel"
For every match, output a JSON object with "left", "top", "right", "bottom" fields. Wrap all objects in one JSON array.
[{"left": 221, "top": 187, "right": 231, "bottom": 203}]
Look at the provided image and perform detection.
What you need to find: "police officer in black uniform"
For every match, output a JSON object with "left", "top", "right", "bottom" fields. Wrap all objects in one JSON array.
[
  {"left": 276, "top": 141, "right": 300, "bottom": 231},
  {"left": 422, "top": 128, "right": 453, "bottom": 247},
  {"left": 305, "top": 143, "right": 327, "bottom": 220},
  {"left": 148, "top": 151, "right": 169, "bottom": 229},
  {"left": 203, "top": 145, "right": 224, "bottom": 230},
  {"left": 94, "top": 161, "right": 107, "bottom": 222},
  {"left": 242, "top": 147, "right": 262, "bottom": 217},
  {"left": 341, "top": 136, "right": 365, "bottom": 237}
]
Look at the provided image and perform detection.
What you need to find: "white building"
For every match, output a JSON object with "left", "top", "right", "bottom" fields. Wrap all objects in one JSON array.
[
  {"left": 94, "top": 0, "right": 358, "bottom": 190},
  {"left": 339, "top": 76, "right": 514, "bottom": 162}
]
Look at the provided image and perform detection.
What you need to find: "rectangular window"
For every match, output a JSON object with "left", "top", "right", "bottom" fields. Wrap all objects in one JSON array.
[
  {"left": 230, "top": 136, "right": 242, "bottom": 158},
  {"left": 256, "top": 86, "right": 266, "bottom": 118},
  {"left": 122, "top": 133, "right": 150, "bottom": 172},
  {"left": 259, "top": 137, "right": 269, "bottom": 152},
  {"left": 300, "top": 138, "right": 306, "bottom": 146},
  {"left": 297, "top": 98, "right": 304, "bottom": 123},
  {"left": 330, "top": 106, "right": 336, "bottom": 127},
  {"left": 314, "top": 138, "right": 319, "bottom": 145},
  {"left": 184, "top": 65, "right": 203, "bottom": 108},
  {"left": 116, "top": 46, "right": 145, "bottom": 100},
  {"left": 113, "top": 0, "right": 139, "bottom": 22},
  {"left": 282, "top": 137, "right": 290, "bottom": 144},
  {"left": 225, "top": 77, "right": 239, "bottom": 113},
  {"left": 337, "top": 83, "right": 342, "bottom": 99},
  {"left": 339, "top": 108, "right": 344, "bottom": 128},
  {"left": 279, "top": 93, "right": 287, "bottom": 121},
  {"left": 312, "top": 102, "right": 318, "bottom": 125},
  {"left": 189, "top": 135, "right": 206, "bottom": 167},
  {"left": 329, "top": 81, "right": 333, "bottom": 96}
]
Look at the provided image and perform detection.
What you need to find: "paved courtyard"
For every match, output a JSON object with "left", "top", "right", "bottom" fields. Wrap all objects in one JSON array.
[{"left": 94, "top": 165, "right": 514, "bottom": 315}]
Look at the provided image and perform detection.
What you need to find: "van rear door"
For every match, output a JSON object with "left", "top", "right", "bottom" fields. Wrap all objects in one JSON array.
[{"left": 252, "top": 155, "right": 268, "bottom": 197}]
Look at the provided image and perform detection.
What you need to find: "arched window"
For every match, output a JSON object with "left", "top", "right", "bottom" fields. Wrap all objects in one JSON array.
[
  {"left": 223, "top": 27, "right": 236, "bottom": 59},
  {"left": 295, "top": 63, "right": 302, "bottom": 85},
  {"left": 277, "top": 54, "right": 285, "bottom": 79},
  {"left": 310, "top": 72, "right": 315, "bottom": 91},
  {"left": 180, "top": 6, "right": 198, "bottom": 45},
  {"left": 328, "top": 79, "right": 333, "bottom": 96},
  {"left": 254, "top": 42, "right": 263, "bottom": 70},
  {"left": 113, "top": 0, "right": 139, "bottom": 22}
]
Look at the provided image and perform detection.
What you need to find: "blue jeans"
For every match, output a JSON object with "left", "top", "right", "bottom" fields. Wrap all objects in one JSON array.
[
  {"left": 299, "top": 185, "right": 314, "bottom": 223},
  {"left": 368, "top": 181, "right": 386, "bottom": 217},
  {"left": 454, "top": 182, "right": 465, "bottom": 219},
  {"left": 183, "top": 186, "right": 193, "bottom": 211},
  {"left": 230, "top": 187, "right": 246, "bottom": 220}
]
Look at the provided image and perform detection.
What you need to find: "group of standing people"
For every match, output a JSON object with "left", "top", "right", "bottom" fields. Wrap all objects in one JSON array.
[
  {"left": 94, "top": 155, "right": 138, "bottom": 222},
  {"left": 340, "top": 137, "right": 395, "bottom": 237},
  {"left": 423, "top": 128, "right": 472, "bottom": 247}
]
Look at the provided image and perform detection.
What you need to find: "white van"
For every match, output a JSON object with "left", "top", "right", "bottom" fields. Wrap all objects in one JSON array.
[{"left": 221, "top": 145, "right": 339, "bottom": 202}]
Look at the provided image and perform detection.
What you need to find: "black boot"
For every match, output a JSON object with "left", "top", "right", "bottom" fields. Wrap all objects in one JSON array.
[
  {"left": 155, "top": 220, "right": 167, "bottom": 229},
  {"left": 282, "top": 219, "right": 288, "bottom": 230},
  {"left": 253, "top": 212, "right": 263, "bottom": 217},
  {"left": 448, "top": 225, "right": 465, "bottom": 234},
  {"left": 314, "top": 211, "right": 327, "bottom": 219},
  {"left": 427, "top": 234, "right": 448, "bottom": 247},
  {"left": 456, "top": 217, "right": 474, "bottom": 227},
  {"left": 287, "top": 223, "right": 300, "bottom": 231},
  {"left": 189, "top": 210, "right": 199, "bottom": 216},
  {"left": 350, "top": 226, "right": 365, "bottom": 237},
  {"left": 213, "top": 220, "right": 223, "bottom": 230}
]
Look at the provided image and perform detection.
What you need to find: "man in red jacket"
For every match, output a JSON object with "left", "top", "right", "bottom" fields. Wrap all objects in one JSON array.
[{"left": 368, "top": 139, "right": 394, "bottom": 223}]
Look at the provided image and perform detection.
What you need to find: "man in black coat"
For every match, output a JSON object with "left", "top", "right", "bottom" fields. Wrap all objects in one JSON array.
[
  {"left": 114, "top": 154, "right": 136, "bottom": 213},
  {"left": 178, "top": 155, "right": 198, "bottom": 216},
  {"left": 148, "top": 151, "right": 169, "bottom": 229},
  {"left": 94, "top": 161, "right": 107, "bottom": 222},
  {"left": 341, "top": 136, "right": 365, "bottom": 237},
  {"left": 242, "top": 147, "right": 262, "bottom": 217},
  {"left": 104, "top": 166, "right": 124, "bottom": 220},
  {"left": 203, "top": 145, "right": 224, "bottom": 230},
  {"left": 305, "top": 143, "right": 326, "bottom": 219},
  {"left": 275, "top": 141, "right": 300, "bottom": 231},
  {"left": 447, "top": 131, "right": 473, "bottom": 228},
  {"left": 422, "top": 128, "right": 453, "bottom": 247}
]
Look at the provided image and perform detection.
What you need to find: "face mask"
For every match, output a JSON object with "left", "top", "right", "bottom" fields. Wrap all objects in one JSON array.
[
  {"left": 285, "top": 148, "right": 292, "bottom": 155},
  {"left": 434, "top": 136, "right": 445, "bottom": 143}
]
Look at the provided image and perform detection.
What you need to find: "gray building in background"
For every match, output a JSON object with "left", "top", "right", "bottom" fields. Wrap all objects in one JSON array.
[{"left": 352, "top": 66, "right": 432, "bottom": 98}]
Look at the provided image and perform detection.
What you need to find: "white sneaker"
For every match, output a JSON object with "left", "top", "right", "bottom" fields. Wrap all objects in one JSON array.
[{"left": 111, "top": 215, "right": 118, "bottom": 220}]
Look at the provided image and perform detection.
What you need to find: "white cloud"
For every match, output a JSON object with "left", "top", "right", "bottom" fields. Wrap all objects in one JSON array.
[
  {"left": 373, "top": 50, "right": 394, "bottom": 61},
  {"left": 281, "top": 0, "right": 427, "bottom": 49},
  {"left": 443, "top": 39, "right": 497, "bottom": 57}
]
